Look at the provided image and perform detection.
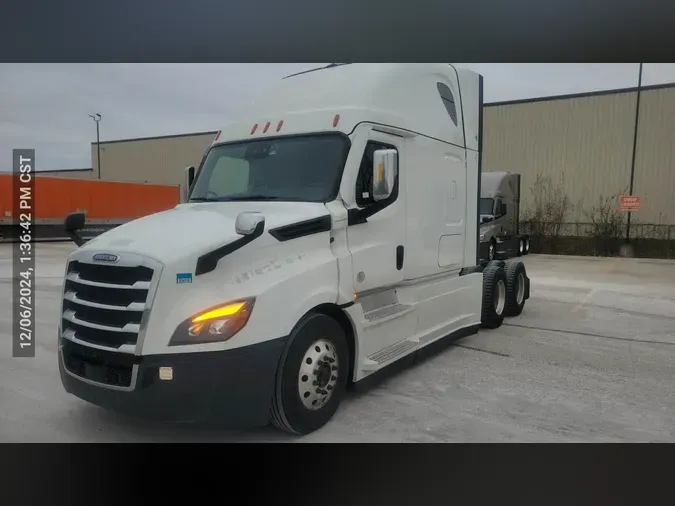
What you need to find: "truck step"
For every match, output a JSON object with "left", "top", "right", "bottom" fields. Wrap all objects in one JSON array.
[
  {"left": 363, "top": 303, "right": 412, "bottom": 323},
  {"left": 363, "top": 339, "right": 418, "bottom": 369}
]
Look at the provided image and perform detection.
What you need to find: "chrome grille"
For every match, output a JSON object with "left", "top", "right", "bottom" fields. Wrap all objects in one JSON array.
[{"left": 61, "top": 256, "right": 158, "bottom": 352}]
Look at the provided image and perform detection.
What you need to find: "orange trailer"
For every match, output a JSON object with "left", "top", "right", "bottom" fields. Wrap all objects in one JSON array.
[{"left": 0, "top": 174, "right": 180, "bottom": 241}]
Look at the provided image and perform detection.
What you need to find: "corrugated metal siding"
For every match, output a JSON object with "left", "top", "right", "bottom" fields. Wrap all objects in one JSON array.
[
  {"left": 483, "top": 92, "right": 638, "bottom": 222},
  {"left": 36, "top": 170, "right": 94, "bottom": 179},
  {"left": 91, "top": 132, "right": 216, "bottom": 196},
  {"left": 633, "top": 88, "right": 675, "bottom": 224}
]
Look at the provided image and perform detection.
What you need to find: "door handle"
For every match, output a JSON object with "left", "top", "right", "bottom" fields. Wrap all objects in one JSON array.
[{"left": 396, "top": 245, "right": 404, "bottom": 270}]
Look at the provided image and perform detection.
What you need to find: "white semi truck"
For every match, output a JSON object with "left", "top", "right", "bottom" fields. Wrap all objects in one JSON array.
[
  {"left": 58, "top": 63, "right": 530, "bottom": 435},
  {"left": 479, "top": 171, "right": 531, "bottom": 261}
]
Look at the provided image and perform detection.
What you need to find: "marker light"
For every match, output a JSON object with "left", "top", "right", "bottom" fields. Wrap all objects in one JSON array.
[
  {"left": 276, "top": 120, "right": 284, "bottom": 132},
  {"left": 333, "top": 114, "right": 340, "bottom": 127},
  {"left": 158, "top": 367, "right": 173, "bottom": 381},
  {"left": 214, "top": 130, "right": 222, "bottom": 142},
  {"left": 251, "top": 123, "right": 258, "bottom": 135},
  {"left": 377, "top": 163, "right": 384, "bottom": 182},
  {"left": 169, "top": 298, "right": 256, "bottom": 346},
  {"left": 263, "top": 121, "right": 271, "bottom": 133}
]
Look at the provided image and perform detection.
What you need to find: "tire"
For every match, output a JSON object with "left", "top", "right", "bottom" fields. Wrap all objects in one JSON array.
[
  {"left": 522, "top": 236, "right": 530, "bottom": 255},
  {"left": 504, "top": 261, "right": 527, "bottom": 317},
  {"left": 480, "top": 264, "right": 507, "bottom": 329},
  {"left": 487, "top": 239, "right": 497, "bottom": 261},
  {"left": 517, "top": 237, "right": 524, "bottom": 257},
  {"left": 270, "top": 313, "right": 349, "bottom": 435}
]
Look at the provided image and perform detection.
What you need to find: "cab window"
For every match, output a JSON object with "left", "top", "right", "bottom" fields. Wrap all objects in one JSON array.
[{"left": 355, "top": 141, "right": 398, "bottom": 208}]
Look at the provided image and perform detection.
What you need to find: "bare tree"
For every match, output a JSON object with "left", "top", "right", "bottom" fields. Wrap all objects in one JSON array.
[
  {"left": 521, "top": 173, "right": 572, "bottom": 251},
  {"left": 584, "top": 192, "right": 626, "bottom": 256}
]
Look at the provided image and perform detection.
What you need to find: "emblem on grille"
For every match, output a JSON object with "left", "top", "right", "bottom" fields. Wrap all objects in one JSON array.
[{"left": 92, "top": 253, "right": 119, "bottom": 263}]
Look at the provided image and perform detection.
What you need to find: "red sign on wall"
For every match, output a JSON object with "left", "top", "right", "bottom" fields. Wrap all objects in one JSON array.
[{"left": 619, "top": 195, "right": 641, "bottom": 212}]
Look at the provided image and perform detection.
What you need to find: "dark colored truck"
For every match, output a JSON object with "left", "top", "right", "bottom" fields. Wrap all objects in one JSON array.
[{"left": 478, "top": 171, "right": 530, "bottom": 261}]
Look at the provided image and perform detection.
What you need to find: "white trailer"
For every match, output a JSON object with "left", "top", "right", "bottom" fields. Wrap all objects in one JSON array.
[{"left": 58, "top": 63, "right": 530, "bottom": 435}]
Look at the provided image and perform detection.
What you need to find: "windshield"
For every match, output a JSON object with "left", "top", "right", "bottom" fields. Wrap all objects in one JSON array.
[
  {"left": 480, "top": 197, "right": 494, "bottom": 215},
  {"left": 189, "top": 134, "right": 350, "bottom": 203}
]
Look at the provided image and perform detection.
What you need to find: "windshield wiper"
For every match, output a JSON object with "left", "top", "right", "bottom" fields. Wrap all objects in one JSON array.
[
  {"left": 188, "top": 197, "right": 220, "bottom": 202},
  {"left": 220, "top": 194, "right": 281, "bottom": 201}
]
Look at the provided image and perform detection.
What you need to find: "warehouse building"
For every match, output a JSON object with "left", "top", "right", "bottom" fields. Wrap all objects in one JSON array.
[
  {"left": 58, "top": 82, "right": 675, "bottom": 230},
  {"left": 483, "top": 83, "right": 675, "bottom": 227}
]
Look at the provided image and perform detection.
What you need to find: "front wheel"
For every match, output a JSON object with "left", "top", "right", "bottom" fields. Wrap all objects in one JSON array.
[{"left": 270, "top": 313, "right": 349, "bottom": 435}]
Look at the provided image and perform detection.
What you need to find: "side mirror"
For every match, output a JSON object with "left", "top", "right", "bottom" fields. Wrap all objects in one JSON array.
[
  {"left": 64, "top": 211, "right": 86, "bottom": 247},
  {"left": 64, "top": 211, "right": 86, "bottom": 232},
  {"left": 235, "top": 211, "right": 265, "bottom": 236},
  {"left": 372, "top": 149, "right": 398, "bottom": 202},
  {"left": 183, "top": 166, "right": 196, "bottom": 202},
  {"left": 481, "top": 216, "right": 490, "bottom": 224}
]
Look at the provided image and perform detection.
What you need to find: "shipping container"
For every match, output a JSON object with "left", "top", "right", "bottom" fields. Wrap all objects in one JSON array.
[{"left": 0, "top": 174, "right": 180, "bottom": 241}]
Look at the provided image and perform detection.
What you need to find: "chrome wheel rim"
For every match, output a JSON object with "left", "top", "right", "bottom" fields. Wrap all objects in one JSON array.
[
  {"left": 489, "top": 243, "right": 495, "bottom": 260},
  {"left": 516, "top": 272, "right": 525, "bottom": 305},
  {"left": 298, "top": 339, "right": 339, "bottom": 411},
  {"left": 495, "top": 279, "right": 506, "bottom": 315}
]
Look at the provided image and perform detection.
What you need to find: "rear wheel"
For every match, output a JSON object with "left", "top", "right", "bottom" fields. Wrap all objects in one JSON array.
[
  {"left": 270, "top": 313, "right": 349, "bottom": 435},
  {"left": 517, "top": 237, "right": 524, "bottom": 257},
  {"left": 504, "top": 261, "right": 527, "bottom": 317},
  {"left": 523, "top": 236, "right": 530, "bottom": 255},
  {"left": 481, "top": 264, "right": 507, "bottom": 329}
]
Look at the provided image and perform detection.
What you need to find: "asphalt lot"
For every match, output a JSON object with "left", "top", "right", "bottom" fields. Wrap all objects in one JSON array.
[{"left": 1, "top": 242, "right": 675, "bottom": 442}]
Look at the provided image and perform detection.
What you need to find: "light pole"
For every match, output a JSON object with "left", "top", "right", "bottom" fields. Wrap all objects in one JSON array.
[
  {"left": 625, "top": 63, "right": 643, "bottom": 244},
  {"left": 89, "top": 113, "right": 102, "bottom": 179}
]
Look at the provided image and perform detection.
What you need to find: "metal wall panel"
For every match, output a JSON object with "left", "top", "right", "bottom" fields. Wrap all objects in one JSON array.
[
  {"left": 633, "top": 88, "right": 675, "bottom": 224},
  {"left": 483, "top": 92, "right": 638, "bottom": 222},
  {"left": 91, "top": 131, "right": 217, "bottom": 196},
  {"left": 37, "top": 170, "right": 94, "bottom": 179}
]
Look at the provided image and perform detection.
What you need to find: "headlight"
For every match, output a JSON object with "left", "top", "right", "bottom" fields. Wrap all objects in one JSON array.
[{"left": 169, "top": 298, "right": 255, "bottom": 346}]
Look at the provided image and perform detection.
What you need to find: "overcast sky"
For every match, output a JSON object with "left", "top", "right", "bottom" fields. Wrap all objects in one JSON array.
[{"left": 2, "top": 63, "right": 675, "bottom": 172}]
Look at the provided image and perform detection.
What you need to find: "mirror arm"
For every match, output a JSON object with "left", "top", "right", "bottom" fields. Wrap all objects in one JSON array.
[
  {"left": 67, "top": 231, "right": 86, "bottom": 247},
  {"left": 184, "top": 166, "right": 196, "bottom": 202}
]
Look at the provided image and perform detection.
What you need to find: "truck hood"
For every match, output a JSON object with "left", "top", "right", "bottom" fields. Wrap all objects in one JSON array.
[
  {"left": 480, "top": 220, "right": 502, "bottom": 238},
  {"left": 80, "top": 201, "right": 331, "bottom": 264}
]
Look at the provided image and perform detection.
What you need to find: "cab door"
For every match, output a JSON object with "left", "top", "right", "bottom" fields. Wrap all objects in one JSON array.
[{"left": 345, "top": 131, "right": 406, "bottom": 294}]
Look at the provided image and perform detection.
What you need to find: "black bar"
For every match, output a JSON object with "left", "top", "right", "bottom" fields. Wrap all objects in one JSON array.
[
  {"left": 476, "top": 73, "right": 484, "bottom": 265},
  {"left": 626, "top": 63, "right": 643, "bottom": 243},
  {"left": 12, "top": 149, "right": 36, "bottom": 358},
  {"left": 96, "top": 119, "right": 101, "bottom": 179}
]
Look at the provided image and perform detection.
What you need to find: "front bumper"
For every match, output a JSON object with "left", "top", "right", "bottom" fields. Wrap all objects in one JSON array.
[{"left": 58, "top": 336, "right": 288, "bottom": 427}]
